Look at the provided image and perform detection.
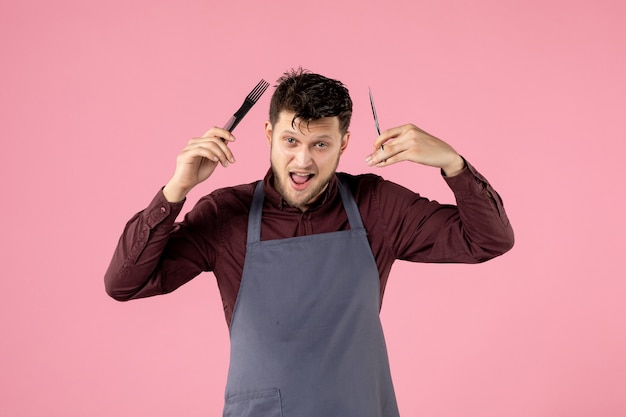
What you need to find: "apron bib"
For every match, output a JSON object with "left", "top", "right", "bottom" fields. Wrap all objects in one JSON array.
[{"left": 223, "top": 178, "right": 400, "bottom": 417}]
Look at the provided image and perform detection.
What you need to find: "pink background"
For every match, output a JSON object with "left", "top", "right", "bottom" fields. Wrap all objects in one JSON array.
[{"left": 1, "top": 0, "right": 625, "bottom": 416}]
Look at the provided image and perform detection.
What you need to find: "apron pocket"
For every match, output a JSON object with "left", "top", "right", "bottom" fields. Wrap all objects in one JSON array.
[{"left": 223, "top": 388, "right": 282, "bottom": 417}]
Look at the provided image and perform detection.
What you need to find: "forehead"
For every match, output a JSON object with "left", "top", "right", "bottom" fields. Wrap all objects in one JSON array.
[{"left": 274, "top": 111, "right": 341, "bottom": 135}]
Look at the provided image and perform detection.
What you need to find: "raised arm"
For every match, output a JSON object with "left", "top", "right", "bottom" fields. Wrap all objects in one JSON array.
[
  {"left": 104, "top": 127, "right": 235, "bottom": 300},
  {"left": 366, "top": 124, "right": 514, "bottom": 263}
]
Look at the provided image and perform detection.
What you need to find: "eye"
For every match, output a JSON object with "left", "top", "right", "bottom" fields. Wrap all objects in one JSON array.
[
  {"left": 286, "top": 137, "right": 296, "bottom": 144},
  {"left": 315, "top": 142, "right": 327, "bottom": 148}
]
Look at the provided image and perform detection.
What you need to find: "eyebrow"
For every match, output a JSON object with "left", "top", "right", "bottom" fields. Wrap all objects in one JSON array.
[{"left": 280, "top": 129, "right": 334, "bottom": 140}]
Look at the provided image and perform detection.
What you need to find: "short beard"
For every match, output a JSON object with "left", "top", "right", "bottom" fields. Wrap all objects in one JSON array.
[{"left": 270, "top": 159, "right": 339, "bottom": 211}]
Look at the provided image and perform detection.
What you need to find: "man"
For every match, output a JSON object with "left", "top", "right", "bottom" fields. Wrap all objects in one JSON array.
[{"left": 105, "top": 69, "right": 514, "bottom": 416}]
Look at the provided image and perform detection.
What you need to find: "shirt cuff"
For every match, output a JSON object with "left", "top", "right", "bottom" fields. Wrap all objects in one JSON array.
[
  {"left": 442, "top": 158, "right": 490, "bottom": 200},
  {"left": 144, "top": 188, "right": 186, "bottom": 229}
]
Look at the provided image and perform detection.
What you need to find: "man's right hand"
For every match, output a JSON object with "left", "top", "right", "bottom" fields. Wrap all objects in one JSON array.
[{"left": 162, "top": 127, "right": 236, "bottom": 202}]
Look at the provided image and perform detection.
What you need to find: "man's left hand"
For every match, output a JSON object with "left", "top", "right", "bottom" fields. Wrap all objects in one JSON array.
[{"left": 365, "top": 124, "right": 465, "bottom": 177}]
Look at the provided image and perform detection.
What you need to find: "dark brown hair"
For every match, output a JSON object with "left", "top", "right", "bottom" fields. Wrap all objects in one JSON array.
[{"left": 269, "top": 68, "right": 353, "bottom": 134}]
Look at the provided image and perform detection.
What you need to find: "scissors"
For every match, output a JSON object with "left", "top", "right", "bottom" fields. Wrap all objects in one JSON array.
[{"left": 368, "top": 87, "right": 384, "bottom": 151}]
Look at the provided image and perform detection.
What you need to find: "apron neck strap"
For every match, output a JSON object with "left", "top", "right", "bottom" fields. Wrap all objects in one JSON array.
[
  {"left": 337, "top": 176, "right": 365, "bottom": 230},
  {"left": 247, "top": 176, "right": 364, "bottom": 244}
]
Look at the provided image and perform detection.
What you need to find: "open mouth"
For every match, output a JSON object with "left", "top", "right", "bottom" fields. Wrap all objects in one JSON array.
[{"left": 289, "top": 172, "right": 314, "bottom": 190}]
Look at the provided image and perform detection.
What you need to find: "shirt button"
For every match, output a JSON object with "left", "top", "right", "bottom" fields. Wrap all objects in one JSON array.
[{"left": 160, "top": 207, "right": 167, "bottom": 213}]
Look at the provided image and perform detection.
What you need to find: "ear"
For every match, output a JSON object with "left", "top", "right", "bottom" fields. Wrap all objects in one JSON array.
[
  {"left": 339, "top": 132, "right": 350, "bottom": 155},
  {"left": 264, "top": 121, "right": 273, "bottom": 147}
]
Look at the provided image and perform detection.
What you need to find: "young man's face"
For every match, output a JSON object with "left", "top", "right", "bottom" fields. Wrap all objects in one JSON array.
[{"left": 265, "top": 111, "right": 350, "bottom": 211}]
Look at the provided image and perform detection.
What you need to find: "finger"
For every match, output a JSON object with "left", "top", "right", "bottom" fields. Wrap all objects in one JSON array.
[
  {"left": 372, "top": 126, "right": 404, "bottom": 149},
  {"left": 373, "top": 151, "right": 403, "bottom": 167},
  {"left": 180, "top": 142, "right": 219, "bottom": 164},
  {"left": 365, "top": 137, "right": 395, "bottom": 166},
  {"left": 366, "top": 139, "right": 403, "bottom": 166},
  {"left": 374, "top": 146, "right": 413, "bottom": 167},
  {"left": 187, "top": 136, "right": 236, "bottom": 164},
  {"left": 201, "top": 126, "right": 236, "bottom": 142},
  {"left": 201, "top": 140, "right": 235, "bottom": 166},
  {"left": 213, "top": 137, "right": 236, "bottom": 164},
  {"left": 184, "top": 140, "right": 234, "bottom": 166}
]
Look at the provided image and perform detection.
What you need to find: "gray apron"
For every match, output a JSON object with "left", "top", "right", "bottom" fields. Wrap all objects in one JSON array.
[{"left": 223, "top": 178, "right": 400, "bottom": 417}]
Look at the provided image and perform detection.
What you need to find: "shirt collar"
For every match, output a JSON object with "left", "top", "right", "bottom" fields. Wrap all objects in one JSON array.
[{"left": 262, "top": 168, "right": 339, "bottom": 212}]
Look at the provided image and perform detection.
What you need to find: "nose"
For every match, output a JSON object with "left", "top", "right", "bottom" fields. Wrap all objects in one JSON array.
[{"left": 293, "top": 147, "right": 312, "bottom": 167}]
